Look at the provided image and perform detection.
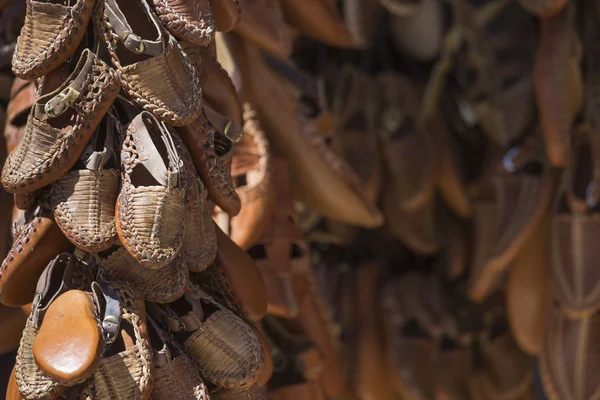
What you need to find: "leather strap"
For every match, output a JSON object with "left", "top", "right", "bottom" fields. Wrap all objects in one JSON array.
[
  {"left": 81, "top": 118, "right": 116, "bottom": 170},
  {"left": 34, "top": 50, "right": 97, "bottom": 119},
  {"left": 105, "top": 0, "right": 163, "bottom": 57},
  {"left": 204, "top": 104, "right": 243, "bottom": 143},
  {"left": 91, "top": 282, "right": 121, "bottom": 345},
  {"left": 32, "top": 253, "right": 78, "bottom": 325}
]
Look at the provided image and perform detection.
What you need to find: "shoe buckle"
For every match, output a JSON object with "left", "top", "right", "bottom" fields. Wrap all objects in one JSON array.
[
  {"left": 44, "top": 87, "right": 80, "bottom": 118},
  {"left": 223, "top": 121, "right": 243, "bottom": 143},
  {"left": 119, "top": 31, "right": 145, "bottom": 55},
  {"left": 102, "top": 315, "right": 120, "bottom": 344}
]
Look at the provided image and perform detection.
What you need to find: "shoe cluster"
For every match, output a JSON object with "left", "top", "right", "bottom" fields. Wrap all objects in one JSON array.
[{"left": 0, "top": 0, "right": 592, "bottom": 399}]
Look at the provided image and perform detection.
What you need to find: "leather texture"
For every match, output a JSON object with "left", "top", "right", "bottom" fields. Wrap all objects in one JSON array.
[{"left": 234, "top": 0, "right": 291, "bottom": 57}]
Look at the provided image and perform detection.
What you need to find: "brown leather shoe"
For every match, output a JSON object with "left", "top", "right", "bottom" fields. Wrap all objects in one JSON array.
[
  {"left": 279, "top": 0, "right": 354, "bottom": 47},
  {"left": 468, "top": 137, "right": 559, "bottom": 303},
  {"left": 218, "top": 104, "right": 274, "bottom": 250},
  {"left": 194, "top": 223, "right": 267, "bottom": 322},
  {"left": 208, "top": 0, "right": 241, "bottom": 32},
  {"left": 234, "top": 0, "right": 291, "bottom": 57},
  {"left": 150, "top": 0, "right": 215, "bottom": 45},
  {"left": 533, "top": 3, "right": 582, "bottom": 168},
  {"left": 0, "top": 204, "right": 73, "bottom": 307},
  {"left": 226, "top": 35, "right": 383, "bottom": 228}
]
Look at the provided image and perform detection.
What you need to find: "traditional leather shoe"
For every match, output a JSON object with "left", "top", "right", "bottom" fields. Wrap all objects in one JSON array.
[
  {"left": 0, "top": 304, "right": 28, "bottom": 355},
  {"left": 33, "top": 282, "right": 121, "bottom": 387},
  {"left": 2, "top": 49, "right": 120, "bottom": 193},
  {"left": 540, "top": 305, "right": 600, "bottom": 400},
  {"left": 90, "top": 282, "right": 153, "bottom": 400},
  {"left": 468, "top": 138, "right": 559, "bottom": 303},
  {"left": 12, "top": 0, "right": 95, "bottom": 80},
  {"left": 533, "top": 3, "right": 583, "bottom": 167},
  {"left": 234, "top": 0, "right": 291, "bottom": 57},
  {"left": 94, "top": 0, "right": 202, "bottom": 125},
  {"left": 208, "top": 0, "right": 240, "bottom": 32},
  {"left": 0, "top": 204, "right": 73, "bottom": 306},
  {"left": 333, "top": 66, "right": 381, "bottom": 203},
  {"left": 50, "top": 118, "right": 119, "bottom": 252},
  {"left": 150, "top": 0, "right": 215, "bottom": 45},
  {"left": 227, "top": 36, "right": 382, "bottom": 228},
  {"left": 249, "top": 158, "right": 301, "bottom": 319},
  {"left": 148, "top": 283, "right": 264, "bottom": 389},
  {"left": 97, "top": 246, "right": 188, "bottom": 303},
  {"left": 344, "top": 0, "right": 384, "bottom": 48},
  {"left": 116, "top": 112, "right": 186, "bottom": 269},
  {"left": 15, "top": 253, "right": 93, "bottom": 400},
  {"left": 279, "top": 0, "right": 354, "bottom": 47},
  {"left": 388, "top": 0, "right": 442, "bottom": 61},
  {"left": 221, "top": 104, "right": 274, "bottom": 250},
  {"left": 517, "top": 0, "right": 568, "bottom": 18},
  {"left": 506, "top": 215, "right": 550, "bottom": 356},
  {"left": 378, "top": 73, "right": 438, "bottom": 254},
  {"left": 194, "top": 223, "right": 267, "bottom": 322},
  {"left": 147, "top": 315, "right": 209, "bottom": 400}
]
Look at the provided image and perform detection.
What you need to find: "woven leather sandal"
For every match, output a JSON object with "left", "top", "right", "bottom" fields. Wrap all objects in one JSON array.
[
  {"left": 0, "top": 204, "right": 73, "bottom": 307},
  {"left": 234, "top": 0, "right": 291, "bottom": 57},
  {"left": 50, "top": 118, "right": 119, "bottom": 252},
  {"left": 15, "top": 253, "right": 93, "bottom": 400},
  {"left": 12, "top": 0, "right": 95, "bottom": 80},
  {"left": 219, "top": 103, "right": 274, "bottom": 250},
  {"left": 90, "top": 282, "right": 153, "bottom": 400},
  {"left": 194, "top": 223, "right": 267, "bottom": 322},
  {"left": 2, "top": 49, "right": 120, "bottom": 193},
  {"left": 208, "top": 0, "right": 240, "bottom": 32},
  {"left": 93, "top": 0, "right": 202, "bottom": 125},
  {"left": 116, "top": 112, "right": 186, "bottom": 269},
  {"left": 147, "top": 315, "right": 209, "bottom": 400},
  {"left": 149, "top": 0, "right": 215, "bottom": 45},
  {"left": 148, "top": 283, "right": 264, "bottom": 389},
  {"left": 96, "top": 245, "right": 188, "bottom": 304},
  {"left": 533, "top": 3, "right": 583, "bottom": 167}
]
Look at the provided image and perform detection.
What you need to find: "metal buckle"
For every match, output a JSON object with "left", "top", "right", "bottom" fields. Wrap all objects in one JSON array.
[
  {"left": 44, "top": 87, "right": 80, "bottom": 118},
  {"left": 119, "top": 31, "right": 145, "bottom": 55},
  {"left": 102, "top": 315, "right": 120, "bottom": 344},
  {"left": 223, "top": 121, "right": 243, "bottom": 143}
]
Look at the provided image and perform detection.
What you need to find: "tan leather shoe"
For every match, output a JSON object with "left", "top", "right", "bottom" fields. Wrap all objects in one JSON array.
[
  {"left": 225, "top": 35, "right": 382, "bottom": 228},
  {"left": 506, "top": 216, "right": 550, "bottom": 356},
  {"left": 279, "top": 0, "right": 354, "bottom": 47}
]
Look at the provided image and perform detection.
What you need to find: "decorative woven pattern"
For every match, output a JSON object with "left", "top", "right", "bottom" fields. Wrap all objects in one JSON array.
[
  {"left": 116, "top": 120, "right": 186, "bottom": 269},
  {"left": 151, "top": 355, "right": 209, "bottom": 400},
  {"left": 93, "top": 0, "right": 202, "bottom": 126},
  {"left": 195, "top": 264, "right": 245, "bottom": 318},
  {"left": 97, "top": 247, "right": 188, "bottom": 304},
  {"left": 181, "top": 286, "right": 264, "bottom": 389},
  {"left": 12, "top": 0, "right": 95, "bottom": 79},
  {"left": 2, "top": 52, "right": 120, "bottom": 192},
  {"left": 51, "top": 169, "right": 119, "bottom": 252},
  {"left": 92, "top": 282, "right": 153, "bottom": 400},
  {"left": 150, "top": 0, "right": 215, "bottom": 45}
]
